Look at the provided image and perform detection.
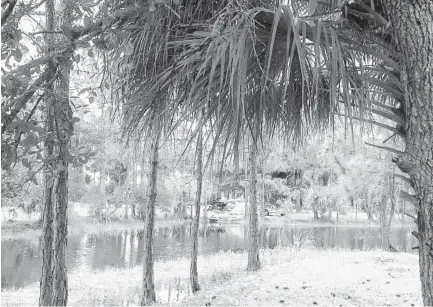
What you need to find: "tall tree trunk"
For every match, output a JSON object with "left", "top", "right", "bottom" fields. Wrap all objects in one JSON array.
[
  {"left": 39, "top": 0, "right": 72, "bottom": 304},
  {"left": 51, "top": 1, "right": 73, "bottom": 304},
  {"left": 247, "top": 120, "right": 261, "bottom": 271},
  {"left": 39, "top": 1, "right": 55, "bottom": 303},
  {"left": 190, "top": 125, "right": 203, "bottom": 292},
  {"left": 385, "top": 2, "right": 433, "bottom": 304},
  {"left": 141, "top": 124, "right": 162, "bottom": 306}
]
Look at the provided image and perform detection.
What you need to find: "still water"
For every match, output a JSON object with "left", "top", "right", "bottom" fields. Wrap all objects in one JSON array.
[{"left": 1, "top": 223, "right": 417, "bottom": 289}]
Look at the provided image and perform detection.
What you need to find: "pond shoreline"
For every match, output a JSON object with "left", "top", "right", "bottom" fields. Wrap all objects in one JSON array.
[
  {"left": 1, "top": 247, "right": 421, "bottom": 306},
  {"left": 1, "top": 211, "right": 415, "bottom": 239},
  {"left": 0, "top": 218, "right": 193, "bottom": 239}
]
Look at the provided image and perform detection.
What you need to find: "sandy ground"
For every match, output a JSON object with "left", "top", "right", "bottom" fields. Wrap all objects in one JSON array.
[
  {"left": 1, "top": 248, "right": 422, "bottom": 306},
  {"left": 178, "top": 251, "right": 422, "bottom": 306}
]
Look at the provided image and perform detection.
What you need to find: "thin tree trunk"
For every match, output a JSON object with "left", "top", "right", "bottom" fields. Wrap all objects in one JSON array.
[
  {"left": 132, "top": 152, "right": 137, "bottom": 218},
  {"left": 313, "top": 202, "right": 319, "bottom": 220},
  {"left": 124, "top": 153, "right": 129, "bottom": 220},
  {"left": 260, "top": 161, "right": 265, "bottom": 219},
  {"left": 140, "top": 151, "right": 146, "bottom": 221},
  {"left": 124, "top": 187, "right": 129, "bottom": 220},
  {"left": 247, "top": 120, "right": 261, "bottom": 271},
  {"left": 141, "top": 123, "right": 162, "bottom": 306},
  {"left": 380, "top": 195, "right": 391, "bottom": 251},
  {"left": 295, "top": 190, "right": 301, "bottom": 212},
  {"left": 99, "top": 170, "right": 106, "bottom": 222},
  {"left": 244, "top": 143, "right": 249, "bottom": 220},
  {"left": 385, "top": 2, "right": 433, "bottom": 304},
  {"left": 39, "top": 1, "right": 55, "bottom": 304},
  {"left": 190, "top": 124, "right": 203, "bottom": 292}
]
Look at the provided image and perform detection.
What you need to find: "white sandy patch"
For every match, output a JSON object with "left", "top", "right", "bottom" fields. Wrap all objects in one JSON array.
[{"left": 179, "top": 251, "right": 422, "bottom": 306}]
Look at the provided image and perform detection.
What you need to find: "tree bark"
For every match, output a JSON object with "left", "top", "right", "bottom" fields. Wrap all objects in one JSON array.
[
  {"left": 124, "top": 191, "right": 129, "bottom": 220},
  {"left": 139, "top": 151, "right": 146, "bottom": 221},
  {"left": 260, "top": 161, "right": 265, "bottom": 219},
  {"left": 99, "top": 170, "right": 106, "bottom": 222},
  {"left": 39, "top": 0, "right": 55, "bottom": 304},
  {"left": 40, "top": 165, "right": 54, "bottom": 306},
  {"left": 384, "top": 1, "right": 433, "bottom": 305},
  {"left": 247, "top": 120, "right": 261, "bottom": 271},
  {"left": 131, "top": 152, "right": 136, "bottom": 218},
  {"left": 141, "top": 123, "right": 162, "bottom": 306},
  {"left": 295, "top": 190, "right": 301, "bottom": 212},
  {"left": 313, "top": 204, "right": 319, "bottom": 220},
  {"left": 380, "top": 195, "right": 393, "bottom": 251},
  {"left": 380, "top": 172, "right": 398, "bottom": 252},
  {"left": 50, "top": 1, "right": 73, "bottom": 304},
  {"left": 190, "top": 124, "right": 203, "bottom": 292}
]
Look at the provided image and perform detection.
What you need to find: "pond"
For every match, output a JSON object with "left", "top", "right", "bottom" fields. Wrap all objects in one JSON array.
[{"left": 1, "top": 222, "right": 417, "bottom": 290}]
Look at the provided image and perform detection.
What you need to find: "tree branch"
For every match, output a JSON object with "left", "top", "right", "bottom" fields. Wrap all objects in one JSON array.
[
  {"left": 345, "top": 101, "right": 405, "bottom": 125},
  {"left": 2, "top": 65, "right": 58, "bottom": 135},
  {"left": 369, "top": 107, "right": 405, "bottom": 125},
  {"left": 400, "top": 190, "right": 419, "bottom": 211},
  {"left": 12, "top": 92, "right": 45, "bottom": 155},
  {"left": 1, "top": 0, "right": 17, "bottom": 26},
  {"left": 336, "top": 113, "right": 405, "bottom": 136},
  {"left": 404, "top": 212, "right": 416, "bottom": 220},
  {"left": 2, "top": 46, "right": 72, "bottom": 79},
  {"left": 364, "top": 142, "right": 404, "bottom": 155},
  {"left": 394, "top": 174, "right": 413, "bottom": 186}
]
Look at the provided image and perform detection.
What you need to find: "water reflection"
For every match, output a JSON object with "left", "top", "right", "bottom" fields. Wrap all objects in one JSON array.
[{"left": 1, "top": 223, "right": 418, "bottom": 289}]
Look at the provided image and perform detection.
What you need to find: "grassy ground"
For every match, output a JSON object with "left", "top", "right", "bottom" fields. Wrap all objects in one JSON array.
[{"left": 1, "top": 247, "right": 421, "bottom": 306}]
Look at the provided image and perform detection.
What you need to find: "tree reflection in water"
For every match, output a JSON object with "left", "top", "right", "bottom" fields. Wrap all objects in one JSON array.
[{"left": 1, "top": 223, "right": 418, "bottom": 289}]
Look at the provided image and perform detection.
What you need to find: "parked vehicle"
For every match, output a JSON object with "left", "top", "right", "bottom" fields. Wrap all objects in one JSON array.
[
  {"left": 206, "top": 198, "right": 244, "bottom": 222},
  {"left": 206, "top": 199, "right": 285, "bottom": 221},
  {"left": 207, "top": 201, "right": 227, "bottom": 211},
  {"left": 258, "top": 204, "right": 286, "bottom": 216}
]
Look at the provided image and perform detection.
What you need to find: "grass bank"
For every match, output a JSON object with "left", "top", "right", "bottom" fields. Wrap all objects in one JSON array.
[
  {"left": 268, "top": 211, "right": 415, "bottom": 227},
  {"left": 1, "top": 248, "right": 421, "bottom": 306},
  {"left": 0, "top": 217, "right": 191, "bottom": 239},
  {"left": 1, "top": 210, "right": 414, "bottom": 240}
]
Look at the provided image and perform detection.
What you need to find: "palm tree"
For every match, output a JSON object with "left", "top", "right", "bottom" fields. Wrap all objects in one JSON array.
[{"left": 109, "top": 0, "right": 432, "bottom": 304}]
